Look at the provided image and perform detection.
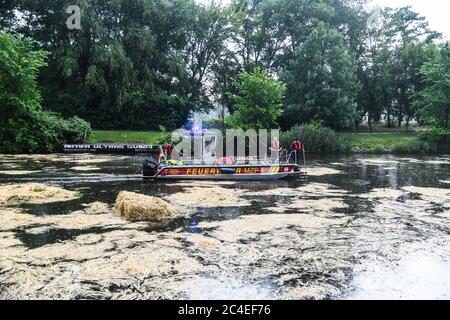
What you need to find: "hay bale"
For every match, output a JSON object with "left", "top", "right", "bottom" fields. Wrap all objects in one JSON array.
[{"left": 115, "top": 191, "right": 177, "bottom": 221}]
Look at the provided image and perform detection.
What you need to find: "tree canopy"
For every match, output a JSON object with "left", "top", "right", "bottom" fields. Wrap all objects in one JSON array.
[
  {"left": 226, "top": 67, "right": 286, "bottom": 130},
  {"left": 281, "top": 22, "right": 358, "bottom": 130},
  {"left": 0, "top": 0, "right": 447, "bottom": 133},
  {"left": 415, "top": 43, "right": 450, "bottom": 128},
  {"left": 0, "top": 32, "right": 90, "bottom": 153}
]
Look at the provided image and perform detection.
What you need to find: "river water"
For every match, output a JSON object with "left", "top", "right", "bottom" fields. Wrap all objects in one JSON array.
[{"left": 0, "top": 153, "right": 450, "bottom": 299}]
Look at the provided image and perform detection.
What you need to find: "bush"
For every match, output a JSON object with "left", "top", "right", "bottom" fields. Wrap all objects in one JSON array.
[
  {"left": 0, "top": 111, "right": 91, "bottom": 154},
  {"left": 37, "top": 113, "right": 91, "bottom": 151},
  {"left": 419, "top": 127, "right": 450, "bottom": 153},
  {"left": 157, "top": 132, "right": 172, "bottom": 145},
  {"left": 63, "top": 116, "right": 92, "bottom": 144},
  {"left": 280, "top": 123, "right": 351, "bottom": 153},
  {"left": 390, "top": 140, "right": 432, "bottom": 154},
  {"left": 365, "top": 144, "right": 388, "bottom": 154},
  {"left": 0, "top": 32, "right": 91, "bottom": 154}
]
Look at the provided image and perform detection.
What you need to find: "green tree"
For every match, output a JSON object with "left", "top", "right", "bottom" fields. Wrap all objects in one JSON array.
[
  {"left": 0, "top": 0, "right": 18, "bottom": 31},
  {"left": 231, "top": 0, "right": 292, "bottom": 73},
  {"left": 184, "top": 1, "right": 238, "bottom": 111},
  {"left": 0, "top": 32, "right": 47, "bottom": 114},
  {"left": 1, "top": 0, "right": 442, "bottom": 135},
  {"left": 210, "top": 48, "right": 241, "bottom": 127},
  {"left": 0, "top": 32, "right": 48, "bottom": 152},
  {"left": 0, "top": 32, "right": 91, "bottom": 153},
  {"left": 356, "top": 7, "right": 396, "bottom": 131},
  {"left": 230, "top": 0, "right": 365, "bottom": 73},
  {"left": 388, "top": 6, "right": 440, "bottom": 127},
  {"left": 282, "top": 22, "right": 358, "bottom": 130},
  {"left": 226, "top": 67, "right": 286, "bottom": 130},
  {"left": 14, "top": 0, "right": 197, "bottom": 130},
  {"left": 414, "top": 43, "right": 450, "bottom": 128}
]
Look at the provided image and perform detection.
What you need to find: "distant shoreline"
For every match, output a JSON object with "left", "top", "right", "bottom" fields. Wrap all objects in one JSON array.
[{"left": 88, "top": 130, "right": 448, "bottom": 155}]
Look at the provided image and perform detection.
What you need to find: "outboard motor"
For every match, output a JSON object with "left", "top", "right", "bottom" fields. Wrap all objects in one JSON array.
[{"left": 143, "top": 158, "right": 159, "bottom": 178}]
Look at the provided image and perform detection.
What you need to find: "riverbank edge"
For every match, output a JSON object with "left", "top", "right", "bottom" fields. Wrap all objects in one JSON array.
[
  {"left": 3, "top": 132, "right": 448, "bottom": 155},
  {"left": 87, "top": 130, "right": 450, "bottom": 155}
]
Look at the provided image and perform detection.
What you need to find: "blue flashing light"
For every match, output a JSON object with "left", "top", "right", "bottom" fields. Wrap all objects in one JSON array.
[{"left": 191, "top": 121, "right": 204, "bottom": 136}]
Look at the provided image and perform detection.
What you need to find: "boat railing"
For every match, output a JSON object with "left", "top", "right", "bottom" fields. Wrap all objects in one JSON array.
[
  {"left": 279, "top": 150, "right": 297, "bottom": 164},
  {"left": 279, "top": 149, "right": 288, "bottom": 163},
  {"left": 287, "top": 150, "right": 296, "bottom": 164},
  {"left": 165, "top": 146, "right": 307, "bottom": 166},
  {"left": 280, "top": 148, "right": 306, "bottom": 168}
]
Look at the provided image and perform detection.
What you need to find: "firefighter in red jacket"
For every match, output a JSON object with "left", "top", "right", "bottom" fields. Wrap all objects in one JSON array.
[
  {"left": 165, "top": 143, "right": 173, "bottom": 160},
  {"left": 292, "top": 138, "right": 302, "bottom": 164}
]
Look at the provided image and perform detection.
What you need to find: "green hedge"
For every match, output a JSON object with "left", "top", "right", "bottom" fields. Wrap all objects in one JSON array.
[
  {"left": 389, "top": 140, "right": 432, "bottom": 154},
  {"left": 419, "top": 127, "right": 450, "bottom": 153},
  {"left": 0, "top": 111, "right": 91, "bottom": 154},
  {"left": 280, "top": 123, "right": 351, "bottom": 153},
  {"left": 0, "top": 32, "right": 92, "bottom": 154},
  {"left": 63, "top": 116, "right": 92, "bottom": 144}
]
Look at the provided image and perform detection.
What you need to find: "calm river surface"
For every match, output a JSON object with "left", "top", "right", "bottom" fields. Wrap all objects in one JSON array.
[{"left": 1, "top": 153, "right": 450, "bottom": 299}]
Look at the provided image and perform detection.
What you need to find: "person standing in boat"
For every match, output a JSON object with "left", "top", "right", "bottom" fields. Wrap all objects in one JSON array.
[
  {"left": 292, "top": 138, "right": 302, "bottom": 164},
  {"left": 270, "top": 136, "right": 282, "bottom": 164},
  {"left": 157, "top": 147, "right": 167, "bottom": 166},
  {"left": 165, "top": 143, "right": 173, "bottom": 160}
]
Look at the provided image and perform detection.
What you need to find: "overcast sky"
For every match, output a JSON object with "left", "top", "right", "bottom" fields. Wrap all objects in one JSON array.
[{"left": 370, "top": 0, "right": 449, "bottom": 38}]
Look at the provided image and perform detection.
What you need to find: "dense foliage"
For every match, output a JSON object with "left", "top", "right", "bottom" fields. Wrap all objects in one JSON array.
[
  {"left": 13, "top": 0, "right": 199, "bottom": 131},
  {"left": 226, "top": 67, "right": 285, "bottom": 130},
  {"left": 280, "top": 123, "right": 351, "bottom": 154},
  {"left": 281, "top": 22, "right": 358, "bottom": 130},
  {"left": 0, "top": 32, "right": 91, "bottom": 153},
  {"left": 0, "top": 0, "right": 448, "bottom": 137},
  {"left": 419, "top": 127, "right": 450, "bottom": 153},
  {"left": 415, "top": 44, "right": 450, "bottom": 129}
]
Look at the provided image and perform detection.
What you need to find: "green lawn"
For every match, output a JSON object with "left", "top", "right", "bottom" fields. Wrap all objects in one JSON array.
[
  {"left": 338, "top": 132, "right": 420, "bottom": 152},
  {"left": 90, "top": 130, "right": 422, "bottom": 153},
  {"left": 90, "top": 131, "right": 167, "bottom": 145}
]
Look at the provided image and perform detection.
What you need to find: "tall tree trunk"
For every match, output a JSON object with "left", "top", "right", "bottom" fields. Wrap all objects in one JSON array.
[
  {"left": 445, "top": 107, "right": 449, "bottom": 128},
  {"left": 387, "top": 108, "right": 392, "bottom": 128},
  {"left": 368, "top": 112, "right": 373, "bottom": 133},
  {"left": 397, "top": 107, "right": 403, "bottom": 128}
]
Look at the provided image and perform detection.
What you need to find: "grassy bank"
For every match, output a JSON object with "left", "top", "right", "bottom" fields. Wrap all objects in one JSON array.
[
  {"left": 337, "top": 132, "right": 421, "bottom": 153},
  {"left": 90, "top": 131, "right": 167, "bottom": 145},
  {"left": 90, "top": 130, "right": 436, "bottom": 154}
]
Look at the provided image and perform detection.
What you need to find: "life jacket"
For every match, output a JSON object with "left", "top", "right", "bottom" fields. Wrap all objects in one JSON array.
[
  {"left": 293, "top": 141, "right": 302, "bottom": 151},
  {"left": 165, "top": 144, "right": 173, "bottom": 155},
  {"left": 168, "top": 159, "right": 185, "bottom": 166}
]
